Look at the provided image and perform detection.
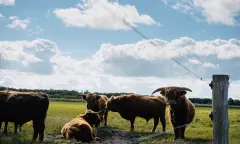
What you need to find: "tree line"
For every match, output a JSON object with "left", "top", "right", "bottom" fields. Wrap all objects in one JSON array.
[{"left": 1, "top": 86, "right": 240, "bottom": 105}]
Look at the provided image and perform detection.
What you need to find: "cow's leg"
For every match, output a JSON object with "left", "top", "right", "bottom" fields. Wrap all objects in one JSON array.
[
  {"left": 180, "top": 126, "right": 186, "bottom": 139},
  {"left": 104, "top": 110, "right": 108, "bottom": 126},
  {"left": 130, "top": 117, "right": 136, "bottom": 131},
  {"left": 173, "top": 128, "right": 180, "bottom": 140},
  {"left": 160, "top": 115, "right": 166, "bottom": 132},
  {"left": 31, "top": 120, "right": 39, "bottom": 142},
  {"left": 152, "top": 117, "right": 159, "bottom": 132},
  {"left": 14, "top": 123, "right": 18, "bottom": 134},
  {"left": 3, "top": 122, "right": 8, "bottom": 134},
  {"left": 172, "top": 123, "right": 180, "bottom": 140},
  {"left": 38, "top": 119, "right": 45, "bottom": 142}
]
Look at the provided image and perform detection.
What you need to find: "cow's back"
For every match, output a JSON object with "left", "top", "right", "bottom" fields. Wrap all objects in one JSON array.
[{"left": 117, "top": 95, "right": 166, "bottom": 119}]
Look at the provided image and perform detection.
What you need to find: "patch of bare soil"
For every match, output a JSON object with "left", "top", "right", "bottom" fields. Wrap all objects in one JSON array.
[{"left": 45, "top": 127, "right": 141, "bottom": 144}]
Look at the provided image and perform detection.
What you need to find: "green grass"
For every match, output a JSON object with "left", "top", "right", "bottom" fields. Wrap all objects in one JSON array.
[{"left": 0, "top": 101, "right": 240, "bottom": 144}]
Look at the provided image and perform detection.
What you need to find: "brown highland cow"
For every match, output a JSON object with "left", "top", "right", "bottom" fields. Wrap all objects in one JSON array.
[
  {"left": 105, "top": 94, "right": 167, "bottom": 132},
  {"left": 81, "top": 93, "right": 108, "bottom": 125},
  {"left": 151, "top": 86, "right": 195, "bottom": 140},
  {"left": 0, "top": 90, "right": 49, "bottom": 142},
  {"left": 61, "top": 110, "right": 102, "bottom": 142}
]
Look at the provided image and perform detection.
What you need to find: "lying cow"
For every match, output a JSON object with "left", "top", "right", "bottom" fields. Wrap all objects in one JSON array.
[
  {"left": 81, "top": 93, "right": 108, "bottom": 125},
  {"left": 0, "top": 90, "right": 49, "bottom": 142},
  {"left": 61, "top": 110, "right": 102, "bottom": 142},
  {"left": 151, "top": 86, "right": 195, "bottom": 140},
  {"left": 105, "top": 94, "right": 167, "bottom": 132}
]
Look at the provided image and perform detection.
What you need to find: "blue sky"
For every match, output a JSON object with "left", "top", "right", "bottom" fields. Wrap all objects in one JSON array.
[{"left": 0, "top": 0, "right": 240, "bottom": 99}]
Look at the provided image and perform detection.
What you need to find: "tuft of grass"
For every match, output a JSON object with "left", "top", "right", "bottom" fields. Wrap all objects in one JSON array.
[{"left": 0, "top": 101, "right": 239, "bottom": 143}]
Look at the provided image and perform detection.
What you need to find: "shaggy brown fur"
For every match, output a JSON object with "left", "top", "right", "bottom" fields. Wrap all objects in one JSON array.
[
  {"left": 0, "top": 90, "right": 49, "bottom": 142},
  {"left": 61, "top": 110, "right": 101, "bottom": 142},
  {"left": 105, "top": 94, "right": 167, "bottom": 132},
  {"left": 151, "top": 86, "right": 195, "bottom": 140},
  {"left": 82, "top": 93, "right": 108, "bottom": 125}
]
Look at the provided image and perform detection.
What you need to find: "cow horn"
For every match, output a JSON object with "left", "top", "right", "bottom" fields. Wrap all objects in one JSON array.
[
  {"left": 178, "top": 87, "right": 192, "bottom": 92},
  {"left": 151, "top": 87, "right": 166, "bottom": 96},
  {"left": 89, "top": 110, "right": 104, "bottom": 114}
]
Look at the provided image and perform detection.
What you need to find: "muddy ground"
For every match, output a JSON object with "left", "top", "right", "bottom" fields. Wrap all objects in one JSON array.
[
  {"left": 45, "top": 128, "right": 199, "bottom": 144},
  {"left": 45, "top": 127, "right": 143, "bottom": 144}
]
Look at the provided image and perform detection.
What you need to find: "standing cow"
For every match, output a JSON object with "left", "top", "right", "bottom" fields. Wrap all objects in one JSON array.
[
  {"left": 151, "top": 86, "right": 195, "bottom": 140},
  {"left": 0, "top": 90, "right": 49, "bottom": 142},
  {"left": 105, "top": 94, "right": 166, "bottom": 132},
  {"left": 61, "top": 110, "right": 102, "bottom": 142},
  {"left": 81, "top": 93, "right": 108, "bottom": 126}
]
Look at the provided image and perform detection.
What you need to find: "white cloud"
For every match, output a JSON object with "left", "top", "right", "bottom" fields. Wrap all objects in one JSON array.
[
  {"left": 172, "top": 2, "right": 193, "bottom": 13},
  {"left": 0, "top": 0, "right": 14, "bottom": 5},
  {"left": 53, "top": 0, "right": 156, "bottom": 30},
  {"left": 0, "top": 13, "right": 4, "bottom": 20},
  {"left": 0, "top": 39, "right": 58, "bottom": 66},
  {"left": 189, "top": 58, "right": 218, "bottom": 68},
  {"left": 7, "top": 16, "right": 31, "bottom": 30},
  {"left": 27, "top": 26, "right": 44, "bottom": 36},
  {"left": 0, "top": 37, "right": 240, "bottom": 99},
  {"left": 161, "top": 0, "right": 168, "bottom": 5},
  {"left": 95, "top": 37, "right": 240, "bottom": 61},
  {"left": 164, "top": 0, "right": 240, "bottom": 26},
  {"left": 193, "top": 0, "right": 240, "bottom": 26}
]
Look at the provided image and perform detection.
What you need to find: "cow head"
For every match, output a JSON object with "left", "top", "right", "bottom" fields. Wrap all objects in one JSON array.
[
  {"left": 106, "top": 95, "right": 122, "bottom": 112},
  {"left": 78, "top": 110, "right": 102, "bottom": 127},
  {"left": 81, "top": 93, "right": 101, "bottom": 109},
  {"left": 151, "top": 86, "right": 192, "bottom": 105}
]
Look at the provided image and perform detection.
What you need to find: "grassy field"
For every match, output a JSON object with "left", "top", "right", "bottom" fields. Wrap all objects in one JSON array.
[{"left": 0, "top": 101, "right": 240, "bottom": 144}]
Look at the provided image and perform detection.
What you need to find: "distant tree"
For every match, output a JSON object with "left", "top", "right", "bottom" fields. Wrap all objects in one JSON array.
[{"left": 84, "top": 90, "right": 90, "bottom": 94}]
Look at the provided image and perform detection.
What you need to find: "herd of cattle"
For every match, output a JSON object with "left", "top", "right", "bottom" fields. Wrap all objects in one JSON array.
[{"left": 0, "top": 86, "right": 213, "bottom": 143}]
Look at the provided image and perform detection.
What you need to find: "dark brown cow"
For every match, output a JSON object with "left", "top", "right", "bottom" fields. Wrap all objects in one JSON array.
[
  {"left": 61, "top": 110, "right": 102, "bottom": 142},
  {"left": 81, "top": 93, "right": 108, "bottom": 125},
  {"left": 0, "top": 90, "right": 49, "bottom": 142},
  {"left": 105, "top": 94, "right": 167, "bottom": 132},
  {"left": 151, "top": 86, "right": 195, "bottom": 140}
]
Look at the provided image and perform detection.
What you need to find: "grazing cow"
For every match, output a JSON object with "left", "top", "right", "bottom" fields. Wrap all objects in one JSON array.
[
  {"left": 105, "top": 94, "right": 167, "bottom": 132},
  {"left": 0, "top": 121, "right": 22, "bottom": 134},
  {"left": 61, "top": 110, "right": 102, "bottom": 142},
  {"left": 151, "top": 86, "right": 195, "bottom": 140},
  {"left": 81, "top": 93, "right": 108, "bottom": 125},
  {"left": 0, "top": 90, "right": 49, "bottom": 142}
]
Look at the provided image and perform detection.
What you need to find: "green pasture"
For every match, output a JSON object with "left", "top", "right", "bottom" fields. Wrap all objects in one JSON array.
[{"left": 0, "top": 101, "right": 239, "bottom": 144}]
